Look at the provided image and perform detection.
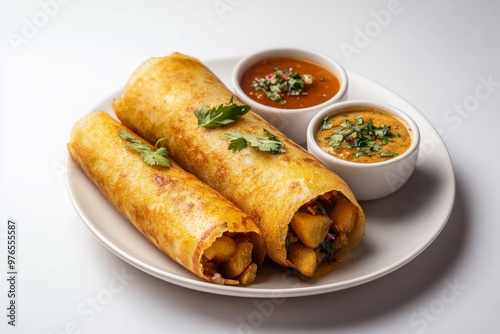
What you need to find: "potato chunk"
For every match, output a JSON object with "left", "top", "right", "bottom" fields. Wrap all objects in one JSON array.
[
  {"left": 288, "top": 243, "right": 317, "bottom": 277},
  {"left": 290, "top": 212, "right": 332, "bottom": 248},
  {"left": 204, "top": 235, "right": 237, "bottom": 263},
  {"left": 237, "top": 263, "right": 258, "bottom": 286},
  {"left": 330, "top": 197, "right": 357, "bottom": 235},
  {"left": 220, "top": 240, "right": 254, "bottom": 278}
]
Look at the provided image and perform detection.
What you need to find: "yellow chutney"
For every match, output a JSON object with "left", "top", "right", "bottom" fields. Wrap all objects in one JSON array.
[{"left": 315, "top": 108, "right": 412, "bottom": 163}]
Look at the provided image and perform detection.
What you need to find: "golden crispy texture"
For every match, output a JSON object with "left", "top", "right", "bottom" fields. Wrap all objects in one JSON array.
[
  {"left": 112, "top": 52, "right": 366, "bottom": 276},
  {"left": 67, "top": 111, "right": 265, "bottom": 285}
]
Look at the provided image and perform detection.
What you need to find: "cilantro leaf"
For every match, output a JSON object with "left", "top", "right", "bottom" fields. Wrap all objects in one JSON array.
[
  {"left": 322, "top": 115, "right": 398, "bottom": 158},
  {"left": 225, "top": 129, "right": 286, "bottom": 154},
  {"left": 321, "top": 237, "right": 335, "bottom": 263},
  {"left": 378, "top": 152, "right": 398, "bottom": 157},
  {"left": 251, "top": 67, "right": 314, "bottom": 105},
  {"left": 118, "top": 129, "right": 171, "bottom": 167},
  {"left": 285, "top": 237, "right": 292, "bottom": 254},
  {"left": 321, "top": 116, "right": 333, "bottom": 130},
  {"left": 327, "top": 134, "right": 343, "bottom": 149},
  {"left": 227, "top": 137, "right": 248, "bottom": 152},
  {"left": 195, "top": 96, "right": 250, "bottom": 128}
]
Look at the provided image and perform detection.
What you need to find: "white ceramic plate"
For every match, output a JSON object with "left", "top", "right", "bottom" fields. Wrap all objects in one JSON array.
[{"left": 66, "top": 57, "right": 455, "bottom": 298}]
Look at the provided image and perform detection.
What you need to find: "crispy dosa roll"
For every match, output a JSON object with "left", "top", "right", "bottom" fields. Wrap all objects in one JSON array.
[
  {"left": 67, "top": 111, "right": 265, "bottom": 285},
  {"left": 112, "top": 52, "right": 366, "bottom": 277}
]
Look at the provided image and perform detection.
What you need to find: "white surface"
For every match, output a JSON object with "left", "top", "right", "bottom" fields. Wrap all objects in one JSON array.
[
  {"left": 67, "top": 63, "right": 454, "bottom": 298},
  {"left": 1, "top": 0, "right": 499, "bottom": 333}
]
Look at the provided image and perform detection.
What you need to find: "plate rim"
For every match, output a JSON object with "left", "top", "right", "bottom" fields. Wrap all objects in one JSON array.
[{"left": 66, "top": 57, "right": 456, "bottom": 298}]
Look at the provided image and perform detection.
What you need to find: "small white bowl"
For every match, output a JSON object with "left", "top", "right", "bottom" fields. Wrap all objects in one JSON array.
[
  {"left": 307, "top": 100, "right": 420, "bottom": 201},
  {"left": 232, "top": 48, "right": 348, "bottom": 144}
]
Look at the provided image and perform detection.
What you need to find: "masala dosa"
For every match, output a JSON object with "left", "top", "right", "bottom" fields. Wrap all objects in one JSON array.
[
  {"left": 112, "top": 52, "right": 365, "bottom": 277},
  {"left": 68, "top": 111, "right": 265, "bottom": 285}
]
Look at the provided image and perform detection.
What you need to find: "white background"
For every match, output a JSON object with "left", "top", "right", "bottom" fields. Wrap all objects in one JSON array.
[{"left": 1, "top": 0, "right": 500, "bottom": 333}]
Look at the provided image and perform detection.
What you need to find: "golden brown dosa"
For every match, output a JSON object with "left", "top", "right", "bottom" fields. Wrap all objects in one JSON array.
[
  {"left": 68, "top": 111, "right": 265, "bottom": 285},
  {"left": 112, "top": 52, "right": 365, "bottom": 277}
]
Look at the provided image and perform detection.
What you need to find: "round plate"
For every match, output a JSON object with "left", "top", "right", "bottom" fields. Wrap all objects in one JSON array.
[{"left": 66, "top": 57, "right": 455, "bottom": 298}]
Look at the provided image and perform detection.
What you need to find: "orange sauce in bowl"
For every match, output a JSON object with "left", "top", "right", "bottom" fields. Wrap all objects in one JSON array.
[
  {"left": 315, "top": 109, "right": 412, "bottom": 163},
  {"left": 239, "top": 57, "right": 340, "bottom": 109}
]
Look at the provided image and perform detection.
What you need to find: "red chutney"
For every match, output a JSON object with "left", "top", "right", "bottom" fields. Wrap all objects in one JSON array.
[{"left": 239, "top": 57, "right": 340, "bottom": 109}]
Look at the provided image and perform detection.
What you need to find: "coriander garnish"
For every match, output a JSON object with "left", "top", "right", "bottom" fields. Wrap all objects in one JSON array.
[
  {"left": 320, "top": 234, "right": 336, "bottom": 263},
  {"left": 321, "top": 116, "right": 333, "bottom": 130},
  {"left": 285, "top": 237, "right": 292, "bottom": 254},
  {"left": 225, "top": 129, "right": 286, "bottom": 154},
  {"left": 251, "top": 67, "right": 314, "bottom": 105},
  {"left": 322, "top": 115, "right": 398, "bottom": 158},
  {"left": 195, "top": 96, "right": 250, "bottom": 128},
  {"left": 118, "top": 129, "right": 171, "bottom": 167}
]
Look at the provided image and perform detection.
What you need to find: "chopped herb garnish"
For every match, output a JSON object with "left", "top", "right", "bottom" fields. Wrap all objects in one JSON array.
[
  {"left": 118, "top": 129, "right": 171, "bottom": 167},
  {"left": 378, "top": 152, "right": 399, "bottom": 157},
  {"left": 323, "top": 115, "right": 398, "bottom": 158},
  {"left": 321, "top": 235, "right": 335, "bottom": 263},
  {"left": 195, "top": 96, "right": 250, "bottom": 128},
  {"left": 327, "top": 133, "right": 344, "bottom": 149},
  {"left": 225, "top": 128, "right": 286, "bottom": 154},
  {"left": 285, "top": 237, "right": 292, "bottom": 254},
  {"left": 316, "top": 197, "right": 336, "bottom": 217},
  {"left": 251, "top": 67, "right": 314, "bottom": 105},
  {"left": 321, "top": 116, "right": 333, "bottom": 130}
]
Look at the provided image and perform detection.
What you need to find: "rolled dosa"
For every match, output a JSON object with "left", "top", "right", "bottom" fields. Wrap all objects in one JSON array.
[
  {"left": 112, "top": 52, "right": 366, "bottom": 277},
  {"left": 68, "top": 111, "right": 265, "bottom": 285}
]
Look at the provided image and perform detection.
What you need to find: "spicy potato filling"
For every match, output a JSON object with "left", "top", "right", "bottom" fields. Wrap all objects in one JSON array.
[
  {"left": 202, "top": 233, "right": 259, "bottom": 286},
  {"left": 286, "top": 191, "right": 358, "bottom": 277}
]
